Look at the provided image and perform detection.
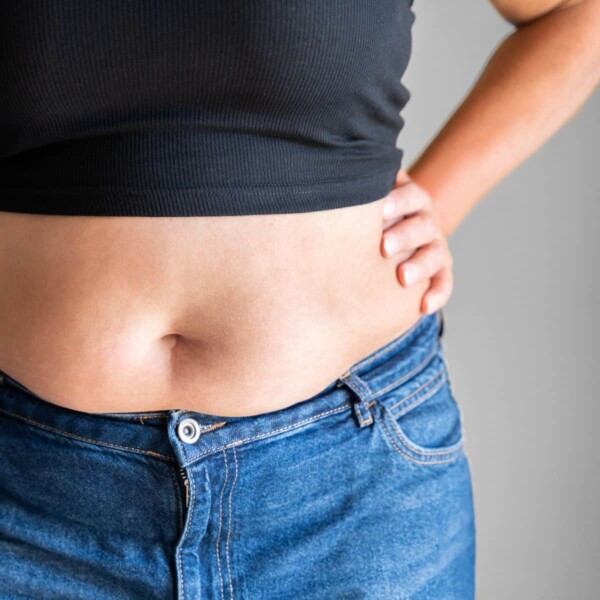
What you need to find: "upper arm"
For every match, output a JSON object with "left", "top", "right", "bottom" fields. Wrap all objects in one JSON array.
[{"left": 488, "top": 0, "right": 586, "bottom": 26}]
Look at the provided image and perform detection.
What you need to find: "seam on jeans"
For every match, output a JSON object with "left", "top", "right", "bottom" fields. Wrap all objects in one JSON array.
[
  {"left": 217, "top": 449, "right": 229, "bottom": 600},
  {"left": 389, "top": 365, "right": 445, "bottom": 415},
  {"left": 137, "top": 414, "right": 170, "bottom": 422},
  {"left": 185, "top": 470, "right": 197, "bottom": 600},
  {"left": 0, "top": 407, "right": 176, "bottom": 462},
  {"left": 227, "top": 446, "right": 238, "bottom": 600},
  {"left": 102, "top": 413, "right": 170, "bottom": 421},
  {"left": 184, "top": 402, "right": 352, "bottom": 464},
  {"left": 177, "top": 467, "right": 196, "bottom": 600},
  {"left": 370, "top": 344, "right": 439, "bottom": 400},
  {"left": 195, "top": 421, "right": 228, "bottom": 435},
  {"left": 378, "top": 410, "right": 463, "bottom": 465},
  {"left": 168, "top": 464, "right": 184, "bottom": 533}
]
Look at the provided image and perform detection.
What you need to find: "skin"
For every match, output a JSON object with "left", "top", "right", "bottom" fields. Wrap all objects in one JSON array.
[{"left": 379, "top": 0, "right": 600, "bottom": 315}]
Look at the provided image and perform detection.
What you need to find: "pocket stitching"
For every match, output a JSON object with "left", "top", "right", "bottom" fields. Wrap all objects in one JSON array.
[
  {"left": 378, "top": 361, "right": 465, "bottom": 463},
  {"left": 0, "top": 406, "right": 175, "bottom": 462},
  {"left": 378, "top": 411, "right": 463, "bottom": 466}
]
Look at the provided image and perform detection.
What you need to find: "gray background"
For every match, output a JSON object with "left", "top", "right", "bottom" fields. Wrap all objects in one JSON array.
[{"left": 400, "top": 2, "right": 599, "bottom": 598}]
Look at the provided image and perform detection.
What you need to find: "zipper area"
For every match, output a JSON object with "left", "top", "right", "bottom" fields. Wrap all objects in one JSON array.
[{"left": 178, "top": 465, "right": 190, "bottom": 508}]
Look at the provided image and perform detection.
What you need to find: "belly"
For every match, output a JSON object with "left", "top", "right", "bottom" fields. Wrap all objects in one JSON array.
[{"left": 0, "top": 200, "right": 431, "bottom": 416}]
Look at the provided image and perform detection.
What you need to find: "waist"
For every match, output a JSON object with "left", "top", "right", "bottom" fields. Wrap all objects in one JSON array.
[{"left": 0, "top": 200, "right": 431, "bottom": 416}]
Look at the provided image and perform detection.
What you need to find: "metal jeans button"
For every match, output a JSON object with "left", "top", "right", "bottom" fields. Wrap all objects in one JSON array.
[{"left": 177, "top": 417, "right": 201, "bottom": 444}]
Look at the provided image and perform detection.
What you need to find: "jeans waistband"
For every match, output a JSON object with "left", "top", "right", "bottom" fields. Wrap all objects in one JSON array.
[{"left": 0, "top": 310, "right": 444, "bottom": 468}]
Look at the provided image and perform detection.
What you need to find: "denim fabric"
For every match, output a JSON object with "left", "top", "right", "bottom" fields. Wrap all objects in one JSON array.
[{"left": 0, "top": 309, "right": 475, "bottom": 599}]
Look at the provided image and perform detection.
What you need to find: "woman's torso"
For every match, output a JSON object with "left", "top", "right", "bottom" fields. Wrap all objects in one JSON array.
[
  {"left": 0, "top": 205, "right": 430, "bottom": 416},
  {"left": 0, "top": 0, "right": 422, "bottom": 416}
]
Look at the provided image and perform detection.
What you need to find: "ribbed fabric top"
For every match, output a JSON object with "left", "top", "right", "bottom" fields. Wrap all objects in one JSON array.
[{"left": 0, "top": 0, "right": 416, "bottom": 217}]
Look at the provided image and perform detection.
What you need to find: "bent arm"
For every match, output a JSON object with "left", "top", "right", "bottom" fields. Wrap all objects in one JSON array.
[{"left": 406, "top": 0, "right": 600, "bottom": 238}]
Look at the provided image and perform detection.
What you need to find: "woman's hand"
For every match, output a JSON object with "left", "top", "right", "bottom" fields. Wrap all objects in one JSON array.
[{"left": 379, "top": 169, "right": 454, "bottom": 315}]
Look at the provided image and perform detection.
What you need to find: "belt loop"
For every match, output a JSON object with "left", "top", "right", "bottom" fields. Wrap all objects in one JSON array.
[{"left": 337, "top": 373, "right": 374, "bottom": 428}]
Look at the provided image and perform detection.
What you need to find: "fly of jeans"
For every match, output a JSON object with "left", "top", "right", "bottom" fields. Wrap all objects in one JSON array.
[{"left": 179, "top": 466, "right": 190, "bottom": 508}]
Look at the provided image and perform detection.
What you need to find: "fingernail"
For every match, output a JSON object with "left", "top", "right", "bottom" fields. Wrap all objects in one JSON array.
[
  {"left": 382, "top": 200, "right": 395, "bottom": 217},
  {"left": 384, "top": 235, "right": 398, "bottom": 255},
  {"left": 403, "top": 264, "right": 417, "bottom": 285}
]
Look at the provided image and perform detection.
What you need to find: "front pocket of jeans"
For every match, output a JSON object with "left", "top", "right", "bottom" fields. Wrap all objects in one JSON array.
[{"left": 376, "top": 348, "right": 465, "bottom": 465}]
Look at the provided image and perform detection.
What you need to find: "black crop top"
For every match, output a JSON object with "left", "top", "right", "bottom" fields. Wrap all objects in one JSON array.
[{"left": 0, "top": 1, "right": 416, "bottom": 216}]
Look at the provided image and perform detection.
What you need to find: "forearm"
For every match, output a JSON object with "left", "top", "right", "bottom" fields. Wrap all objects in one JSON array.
[{"left": 406, "top": 0, "right": 600, "bottom": 238}]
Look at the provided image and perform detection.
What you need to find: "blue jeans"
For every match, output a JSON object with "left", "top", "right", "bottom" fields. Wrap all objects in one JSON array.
[{"left": 0, "top": 309, "right": 475, "bottom": 599}]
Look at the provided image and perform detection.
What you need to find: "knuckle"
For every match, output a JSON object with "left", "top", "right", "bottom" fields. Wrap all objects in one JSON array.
[
  {"left": 424, "top": 213, "right": 438, "bottom": 238},
  {"left": 422, "top": 242, "right": 442, "bottom": 268},
  {"left": 435, "top": 238, "right": 452, "bottom": 261},
  {"left": 416, "top": 253, "right": 432, "bottom": 274},
  {"left": 423, "top": 245, "right": 442, "bottom": 269},
  {"left": 435, "top": 237, "right": 447, "bottom": 251},
  {"left": 404, "top": 189, "right": 421, "bottom": 215},
  {"left": 398, "top": 223, "right": 413, "bottom": 247},
  {"left": 431, "top": 246, "right": 447, "bottom": 269},
  {"left": 430, "top": 238, "right": 446, "bottom": 259}
]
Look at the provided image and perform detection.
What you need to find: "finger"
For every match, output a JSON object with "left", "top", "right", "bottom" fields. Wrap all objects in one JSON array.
[
  {"left": 420, "top": 268, "right": 454, "bottom": 315},
  {"left": 395, "top": 168, "right": 412, "bottom": 186},
  {"left": 382, "top": 181, "right": 431, "bottom": 221},
  {"left": 382, "top": 210, "right": 440, "bottom": 257},
  {"left": 396, "top": 239, "right": 451, "bottom": 287}
]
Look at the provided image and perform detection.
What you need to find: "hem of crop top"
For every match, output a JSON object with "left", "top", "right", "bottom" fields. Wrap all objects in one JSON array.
[{"left": 0, "top": 165, "right": 400, "bottom": 217}]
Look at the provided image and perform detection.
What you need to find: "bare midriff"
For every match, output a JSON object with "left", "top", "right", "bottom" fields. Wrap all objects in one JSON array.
[{"left": 0, "top": 198, "right": 431, "bottom": 416}]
